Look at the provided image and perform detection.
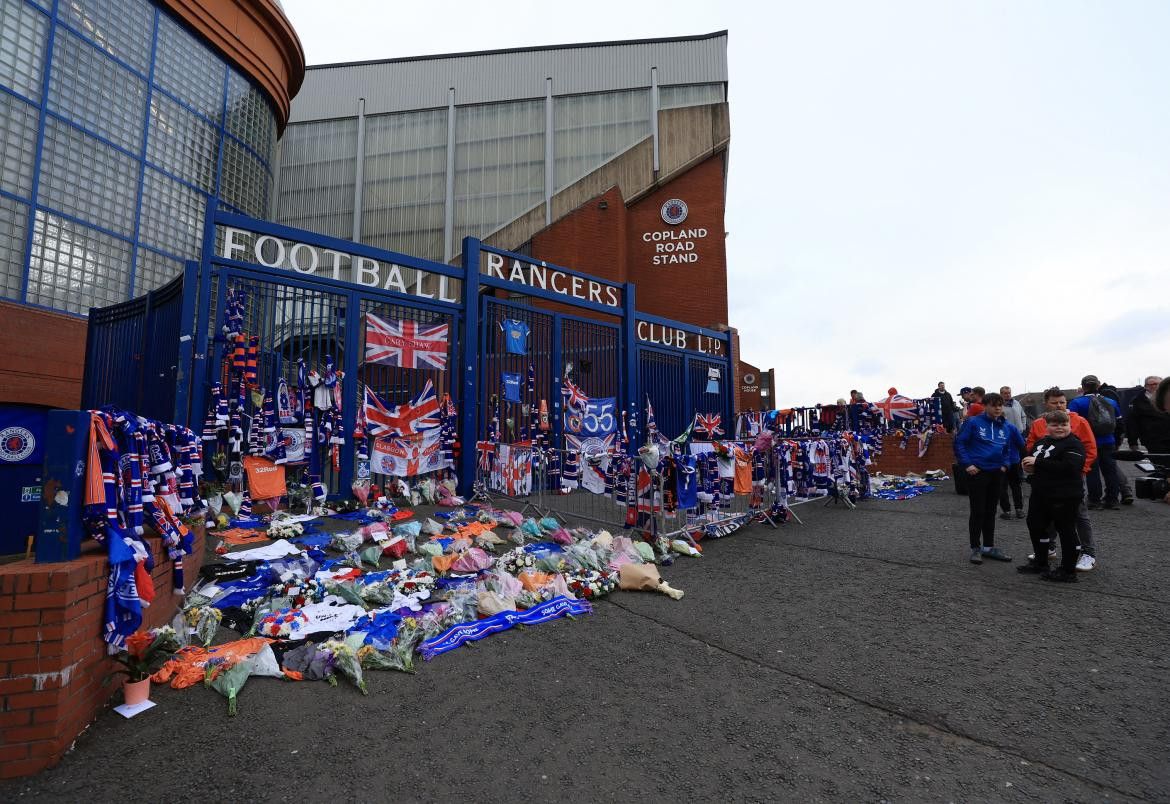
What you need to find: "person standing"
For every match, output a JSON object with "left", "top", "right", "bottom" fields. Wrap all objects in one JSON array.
[
  {"left": 998, "top": 412, "right": 1027, "bottom": 520},
  {"left": 1000, "top": 386, "right": 1027, "bottom": 432},
  {"left": 1128, "top": 376, "right": 1170, "bottom": 453},
  {"left": 1026, "top": 388, "right": 1098, "bottom": 571},
  {"left": 932, "top": 382, "right": 958, "bottom": 432},
  {"left": 1068, "top": 375, "right": 1124, "bottom": 511},
  {"left": 1017, "top": 409, "right": 1087, "bottom": 583},
  {"left": 967, "top": 387, "right": 986, "bottom": 418},
  {"left": 954, "top": 392, "right": 1012, "bottom": 564}
]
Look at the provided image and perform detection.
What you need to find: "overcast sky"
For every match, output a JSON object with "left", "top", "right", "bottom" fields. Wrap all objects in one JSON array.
[{"left": 281, "top": 0, "right": 1170, "bottom": 406}]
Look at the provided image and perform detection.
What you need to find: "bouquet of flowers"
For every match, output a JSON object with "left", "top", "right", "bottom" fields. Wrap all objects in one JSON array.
[
  {"left": 321, "top": 638, "right": 368, "bottom": 695},
  {"left": 182, "top": 605, "right": 223, "bottom": 647},
  {"left": 269, "top": 578, "right": 323, "bottom": 608},
  {"left": 564, "top": 568, "right": 617, "bottom": 599},
  {"left": 497, "top": 548, "right": 537, "bottom": 576},
  {"left": 255, "top": 607, "right": 309, "bottom": 638},
  {"left": 267, "top": 518, "right": 304, "bottom": 540}
]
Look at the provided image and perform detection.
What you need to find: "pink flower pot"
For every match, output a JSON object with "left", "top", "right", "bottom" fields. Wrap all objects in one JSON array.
[{"left": 123, "top": 678, "right": 150, "bottom": 706}]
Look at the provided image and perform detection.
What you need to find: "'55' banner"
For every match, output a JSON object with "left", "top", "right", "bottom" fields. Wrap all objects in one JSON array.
[{"left": 565, "top": 397, "right": 616, "bottom": 436}]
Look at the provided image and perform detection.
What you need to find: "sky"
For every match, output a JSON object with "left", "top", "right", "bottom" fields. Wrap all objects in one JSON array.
[{"left": 280, "top": 0, "right": 1170, "bottom": 406}]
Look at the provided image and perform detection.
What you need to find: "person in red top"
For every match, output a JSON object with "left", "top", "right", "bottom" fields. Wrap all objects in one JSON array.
[
  {"left": 1025, "top": 387, "right": 1098, "bottom": 570},
  {"left": 966, "top": 386, "right": 986, "bottom": 418}
]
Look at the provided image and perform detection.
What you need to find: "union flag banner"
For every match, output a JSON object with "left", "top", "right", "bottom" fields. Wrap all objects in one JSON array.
[
  {"left": 371, "top": 429, "right": 450, "bottom": 477},
  {"left": 365, "top": 312, "right": 448, "bottom": 370}
]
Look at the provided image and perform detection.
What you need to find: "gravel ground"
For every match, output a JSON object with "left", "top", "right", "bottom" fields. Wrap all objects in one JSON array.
[{"left": 4, "top": 476, "right": 1168, "bottom": 803}]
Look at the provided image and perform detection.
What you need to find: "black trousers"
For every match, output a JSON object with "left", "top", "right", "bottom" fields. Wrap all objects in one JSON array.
[
  {"left": 966, "top": 470, "right": 1004, "bottom": 549},
  {"left": 1027, "top": 492, "right": 1080, "bottom": 573},
  {"left": 999, "top": 462, "right": 1024, "bottom": 511}
]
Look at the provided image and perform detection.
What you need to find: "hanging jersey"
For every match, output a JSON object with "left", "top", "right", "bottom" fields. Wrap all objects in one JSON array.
[
  {"left": 733, "top": 447, "right": 752, "bottom": 495},
  {"left": 676, "top": 454, "right": 698, "bottom": 510},
  {"left": 501, "top": 319, "right": 530, "bottom": 355},
  {"left": 501, "top": 372, "right": 523, "bottom": 403}
]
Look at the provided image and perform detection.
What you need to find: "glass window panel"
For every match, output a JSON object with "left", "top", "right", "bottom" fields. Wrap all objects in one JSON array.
[
  {"left": 361, "top": 108, "right": 447, "bottom": 260},
  {"left": 554, "top": 89, "right": 650, "bottom": 192},
  {"left": 454, "top": 99, "right": 544, "bottom": 247},
  {"left": 0, "top": 89, "right": 39, "bottom": 198},
  {"left": 48, "top": 28, "right": 148, "bottom": 153},
  {"left": 60, "top": 0, "right": 153, "bottom": 75},
  {"left": 28, "top": 210, "right": 131, "bottom": 313},
  {"left": 38, "top": 117, "right": 138, "bottom": 236},
  {"left": 225, "top": 70, "right": 276, "bottom": 165},
  {"left": 0, "top": 0, "right": 49, "bottom": 100},
  {"left": 135, "top": 245, "right": 181, "bottom": 292},
  {"left": 275, "top": 117, "right": 356, "bottom": 241},
  {"left": 147, "top": 91, "right": 219, "bottom": 192},
  {"left": 220, "top": 136, "right": 269, "bottom": 218},
  {"left": 658, "top": 83, "right": 725, "bottom": 110},
  {"left": 0, "top": 194, "right": 29, "bottom": 300},
  {"left": 154, "top": 11, "right": 225, "bottom": 123},
  {"left": 138, "top": 167, "right": 206, "bottom": 259}
]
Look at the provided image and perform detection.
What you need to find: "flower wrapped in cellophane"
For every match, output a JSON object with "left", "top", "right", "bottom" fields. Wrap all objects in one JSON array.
[
  {"left": 321, "top": 638, "right": 368, "bottom": 694},
  {"left": 182, "top": 605, "right": 223, "bottom": 647}
]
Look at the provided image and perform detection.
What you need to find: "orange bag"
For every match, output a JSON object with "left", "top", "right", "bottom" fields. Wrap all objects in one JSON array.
[{"left": 243, "top": 456, "right": 286, "bottom": 500}]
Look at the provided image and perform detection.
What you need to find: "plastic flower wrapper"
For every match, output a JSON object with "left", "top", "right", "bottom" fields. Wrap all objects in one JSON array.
[
  {"left": 633, "top": 540, "right": 656, "bottom": 563},
  {"left": 450, "top": 547, "right": 493, "bottom": 573},
  {"left": 591, "top": 530, "right": 614, "bottom": 551},
  {"left": 324, "top": 580, "right": 369, "bottom": 609},
  {"left": 475, "top": 510, "right": 498, "bottom": 527},
  {"left": 536, "top": 551, "right": 568, "bottom": 574},
  {"left": 537, "top": 517, "right": 560, "bottom": 533},
  {"left": 505, "top": 527, "right": 526, "bottom": 546},
  {"left": 520, "top": 518, "right": 542, "bottom": 539},
  {"left": 549, "top": 527, "right": 574, "bottom": 547},
  {"left": 418, "top": 602, "right": 456, "bottom": 639},
  {"left": 320, "top": 638, "right": 368, "bottom": 695},
  {"left": 359, "top": 579, "right": 396, "bottom": 607},
  {"left": 393, "top": 520, "right": 422, "bottom": 552},
  {"left": 360, "top": 522, "right": 389, "bottom": 543},
  {"left": 331, "top": 530, "right": 365, "bottom": 553},
  {"left": 497, "top": 510, "right": 523, "bottom": 527},
  {"left": 564, "top": 543, "right": 604, "bottom": 572},
  {"left": 671, "top": 538, "right": 702, "bottom": 558},
  {"left": 383, "top": 617, "right": 423, "bottom": 673},
  {"left": 360, "top": 544, "right": 384, "bottom": 568},
  {"left": 421, "top": 518, "right": 445, "bottom": 536},
  {"left": 182, "top": 605, "right": 223, "bottom": 647},
  {"left": 417, "top": 541, "right": 443, "bottom": 558},
  {"left": 608, "top": 536, "right": 645, "bottom": 570}
]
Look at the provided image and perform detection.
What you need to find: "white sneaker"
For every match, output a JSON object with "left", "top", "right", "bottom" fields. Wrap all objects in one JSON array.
[
  {"left": 1027, "top": 549, "right": 1058, "bottom": 561},
  {"left": 1076, "top": 554, "right": 1096, "bottom": 572}
]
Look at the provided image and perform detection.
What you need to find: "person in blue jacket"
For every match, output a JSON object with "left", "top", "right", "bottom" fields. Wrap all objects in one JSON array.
[
  {"left": 954, "top": 392, "right": 1013, "bottom": 564},
  {"left": 1067, "top": 374, "right": 1124, "bottom": 510},
  {"left": 998, "top": 413, "right": 1028, "bottom": 520}
]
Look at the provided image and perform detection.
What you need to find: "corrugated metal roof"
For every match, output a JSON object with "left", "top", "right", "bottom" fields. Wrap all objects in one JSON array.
[{"left": 289, "top": 31, "right": 727, "bottom": 122}]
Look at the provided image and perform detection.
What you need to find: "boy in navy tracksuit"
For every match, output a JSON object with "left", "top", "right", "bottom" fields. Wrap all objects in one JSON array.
[
  {"left": 954, "top": 392, "right": 1012, "bottom": 564},
  {"left": 1018, "top": 409, "right": 1087, "bottom": 582}
]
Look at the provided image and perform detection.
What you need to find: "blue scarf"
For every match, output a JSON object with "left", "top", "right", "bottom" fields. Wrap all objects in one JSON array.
[{"left": 419, "top": 596, "right": 592, "bottom": 659}]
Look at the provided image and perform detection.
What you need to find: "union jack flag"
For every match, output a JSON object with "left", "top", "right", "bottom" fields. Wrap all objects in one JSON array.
[
  {"left": 365, "top": 312, "right": 448, "bottom": 370},
  {"left": 562, "top": 378, "right": 588, "bottom": 412},
  {"left": 874, "top": 393, "right": 917, "bottom": 421},
  {"left": 694, "top": 412, "right": 724, "bottom": 437},
  {"left": 364, "top": 380, "right": 441, "bottom": 437}
]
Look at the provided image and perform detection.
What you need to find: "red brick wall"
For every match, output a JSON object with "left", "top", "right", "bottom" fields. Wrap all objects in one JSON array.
[
  {"left": 870, "top": 432, "right": 956, "bottom": 476},
  {"left": 0, "top": 301, "right": 87, "bottom": 409},
  {"left": 0, "top": 524, "right": 205, "bottom": 778},
  {"left": 529, "top": 155, "right": 729, "bottom": 332}
]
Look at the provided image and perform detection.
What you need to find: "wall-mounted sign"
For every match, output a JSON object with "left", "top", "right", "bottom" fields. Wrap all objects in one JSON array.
[
  {"left": 219, "top": 227, "right": 460, "bottom": 303},
  {"left": 642, "top": 226, "right": 709, "bottom": 266},
  {"left": 636, "top": 320, "right": 724, "bottom": 355},
  {"left": 481, "top": 252, "right": 622, "bottom": 308},
  {"left": 660, "top": 198, "right": 688, "bottom": 225}
]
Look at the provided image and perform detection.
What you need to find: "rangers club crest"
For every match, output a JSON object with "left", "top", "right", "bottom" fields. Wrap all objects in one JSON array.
[
  {"left": 0, "top": 426, "right": 35, "bottom": 462},
  {"left": 660, "top": 198, "right": 688, "bottom": 225}
]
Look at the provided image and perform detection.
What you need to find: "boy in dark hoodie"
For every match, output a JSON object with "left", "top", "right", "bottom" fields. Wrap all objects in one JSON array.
[{"left": 1018, "top": 409, "right": 1087, "bottom": 583}]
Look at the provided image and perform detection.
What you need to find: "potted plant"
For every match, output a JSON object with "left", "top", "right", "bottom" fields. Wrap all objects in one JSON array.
[{"left": 112, "top": 626, "right": 181, "bottom": 706}]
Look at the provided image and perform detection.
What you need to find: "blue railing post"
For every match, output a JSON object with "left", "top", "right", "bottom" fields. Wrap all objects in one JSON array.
[
  {"left": 339, "top": 289, "right": 360, "bottom": 494},
  {"left": 36, "top": 410, "right": 91, "bottom": 563},
  {"left": 622, "top": 282, "right": 637, "bottom": 451},
  {"left": 458, "top": 237, "right": 481, "bottom": 497},
  {"left": 173, "top": 260, "right": 200, "bottom": 427},
  {"left": 551, "top": 312, "right": 563, "bottom": 447}
]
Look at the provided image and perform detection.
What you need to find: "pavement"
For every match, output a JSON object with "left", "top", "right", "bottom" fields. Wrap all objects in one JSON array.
[{"left": 3, "top": 477, "right": 1168, "bottom": 802}]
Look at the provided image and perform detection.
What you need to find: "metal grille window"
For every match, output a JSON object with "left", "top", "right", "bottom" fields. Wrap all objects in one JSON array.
[
  {"left": 220, "top": 136, "right": 270, "bottom": 218},
  {"left": 59, "top": 0, "right": 153, "bottom": 75},
  {"left": 275, "top": 117, "right": 357, "bottom": 240},
  {"left": 147, "top": 91, "right": 219, "bottom": 192},
  {"left": 28, "top": 210, "right": 132, "bottom": 313},
  {"left": 48, "top": 28, "right": 148, "bottom": 153},
  {"left": 554, "top": 89, "right": 650, "bottom": 192},
  {"left": 135, "top": 245, "right": 181, "bottom": 293},
  {"left": 0, "top": 90, "right": 39, "bottom": 199},
  {"left": 0, "top": 0, "right": 49, "bottom": 100},
  {"left": 658, "top": 83, "right": 725, "bottom": 110},
  {"left": 0, "top": 195, "right": 29, "bottom": 300},
  {"left": 454, "top": 99, "right": 545, "bottom": 246},
  {"left": 138, "top": 167, "right": 205, "bottom": 259},
  {"left": 226, "top": 71, "right": 275, "bottom": 164},
  {"left": 361, "top": 108, "right": 447, "bottom": 260},
  {"left": 38, "top": 118, "right": 138, "bottom": 237},
  {"left": 154, "top": 11, "right": 225, "bottom": 122}
]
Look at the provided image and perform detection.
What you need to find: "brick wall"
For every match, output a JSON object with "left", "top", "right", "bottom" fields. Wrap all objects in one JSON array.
[
  {"left": 870, "top": 432, "right": 956, "bottom": 476},
  {"left": 0, "top": 301, "right": 87, "bottom": 409},
  {"left": 0, "top": 524, "right": 205, "bottom": 778}
]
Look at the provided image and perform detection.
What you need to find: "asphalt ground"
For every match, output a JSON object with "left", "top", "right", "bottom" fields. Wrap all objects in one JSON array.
[{"left": 4, "top": 475, "right": 1168, "bottom": 803}]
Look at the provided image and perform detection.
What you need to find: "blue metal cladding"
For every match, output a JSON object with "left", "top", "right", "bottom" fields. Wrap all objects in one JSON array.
[
  {"left": 82, "top": 210, "right": 736, "bottom": 497},
  {"left": 0, "top": 0, "right": 278, "bottom": 317}
]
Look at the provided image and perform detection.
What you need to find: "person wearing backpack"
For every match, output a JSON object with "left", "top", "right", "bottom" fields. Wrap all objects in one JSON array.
[{"left": 1068, "top": 375, "right": 1124, "bottom": 511}]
